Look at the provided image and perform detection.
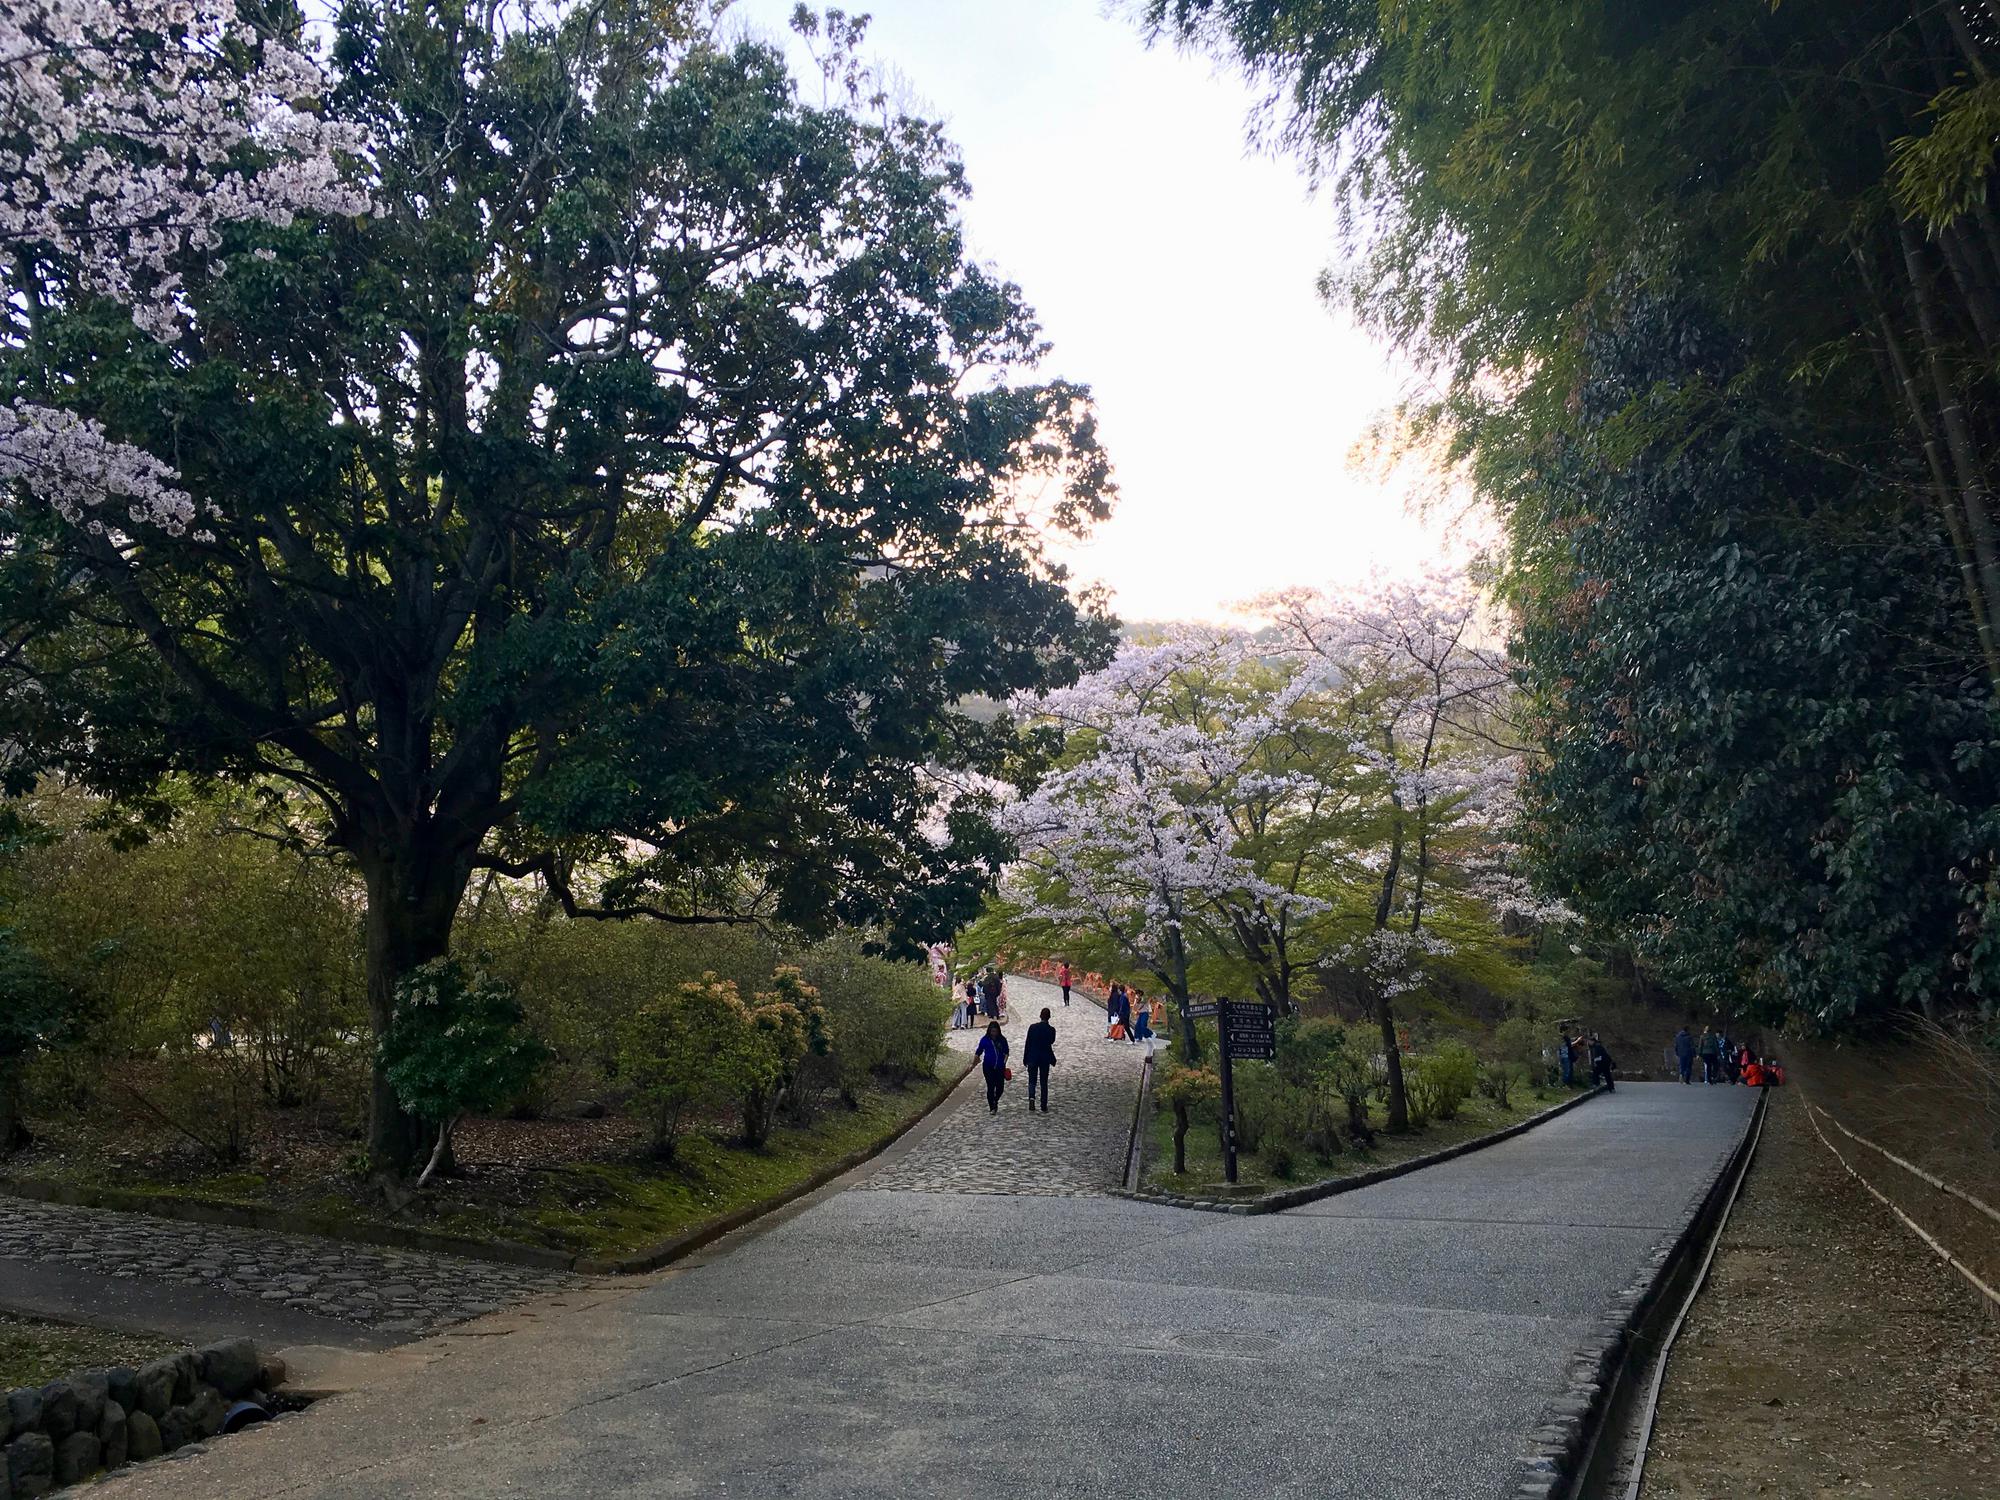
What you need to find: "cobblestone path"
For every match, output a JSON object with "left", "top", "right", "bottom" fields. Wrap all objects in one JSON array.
[
  {"left": 868, "top": 974, "right": 1150, "bottom": 1196},
  {"left": 0, "top": 1196, "right": 575, "bottom": 1334}
]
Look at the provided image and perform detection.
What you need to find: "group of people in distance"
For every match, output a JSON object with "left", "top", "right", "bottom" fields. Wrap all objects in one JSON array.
[
  {"left": 1671, "top": 1024, "right": 1785, "bottom": 1087},
  {"left": 952, "top": 965, "right": 1008, "bottom": 1029},
  {"left": 1103, "top": 978, "right": 1163, "bottom": 1044},
  {"left": 1554, "top": 1025, "right": 1618, "bottom": 1091}
]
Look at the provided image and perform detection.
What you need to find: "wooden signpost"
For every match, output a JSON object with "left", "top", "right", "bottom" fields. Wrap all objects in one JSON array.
[{"left": 1211, "top": 996, "right": 1276, "bottom": 1183}]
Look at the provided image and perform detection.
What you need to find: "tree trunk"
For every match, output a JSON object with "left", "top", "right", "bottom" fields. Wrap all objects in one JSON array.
[
  {"left": 1173, "top": 1098, "right": 1189, "bottom": 1174},
  {"left": 358, "top": 846, "right": 476, "bottom": 1180},
  {"left": 1375, "top": 989, "right": 1409, "bottom": 1133}
]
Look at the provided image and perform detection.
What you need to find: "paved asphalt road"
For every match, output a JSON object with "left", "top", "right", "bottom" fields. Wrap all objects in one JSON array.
[{"left": 99, "top": 1062, "right": 1754, "bottom": 1500}]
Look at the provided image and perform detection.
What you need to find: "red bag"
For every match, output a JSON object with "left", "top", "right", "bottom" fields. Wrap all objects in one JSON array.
[{"left": 1003, "top": 1067, "right": 1014, "bottom": 1080}]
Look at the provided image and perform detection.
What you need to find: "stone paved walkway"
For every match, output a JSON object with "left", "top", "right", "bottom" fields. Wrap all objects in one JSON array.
[
  {"left": 869, "top": 974, "right": 1150, "bottom": 1196},
  {"left": 0, "top": 1197, "right": 574, "bottom": 1336}
]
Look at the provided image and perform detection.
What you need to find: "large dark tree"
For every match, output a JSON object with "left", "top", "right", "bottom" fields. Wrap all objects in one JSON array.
[{"left": 0, "top": 2, "right": 1114, "bottom": 1177}]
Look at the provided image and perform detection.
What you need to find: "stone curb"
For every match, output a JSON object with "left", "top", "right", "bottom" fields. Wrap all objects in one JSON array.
[
  {"left": 1505, "top": 1087, "right": 1770, "bottom": 1499},
  {"left": 1111, "top": 1083, "right": 1609, "bottom": 1214},
  {"left": 1, "top": 1055, "right": 980, "bottom": 1280}
]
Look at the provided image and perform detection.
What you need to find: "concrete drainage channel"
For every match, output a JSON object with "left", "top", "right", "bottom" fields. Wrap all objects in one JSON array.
[
  {"left": 2, "top": 1337, "right": 299, "bottom": 1497},
  {"left": 1522, "top": 1089, "right": 1771, "bottom": 1500}
]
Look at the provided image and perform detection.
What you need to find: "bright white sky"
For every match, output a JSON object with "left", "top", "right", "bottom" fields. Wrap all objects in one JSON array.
[{"left": 727, "top": 0, "right": 1467, "bottom": 623}]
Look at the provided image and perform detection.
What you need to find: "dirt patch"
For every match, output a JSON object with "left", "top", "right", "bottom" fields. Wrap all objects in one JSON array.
[
  {"left": 0, "top": 1311, "right": 179, "bottom": 1390},
  {"left": 1640, "top": 1092, "right": 2000, "bottom": 1499}
]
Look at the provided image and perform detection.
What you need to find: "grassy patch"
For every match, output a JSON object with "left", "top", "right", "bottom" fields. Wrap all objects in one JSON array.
[
  {"left": 1141, "top": 1085, "right": 1587, "bottom": 1195},
  {"left": 7, "top": 1064, "right": 962, "bottom": 1261},
  {"left": 415, "top": 1086, "right": 938, "bottom": 1256},
  {"left": 0, "top": 1313, "right": 179, "bottom": 1390}
]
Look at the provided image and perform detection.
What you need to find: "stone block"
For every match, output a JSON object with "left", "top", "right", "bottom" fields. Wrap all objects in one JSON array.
[
  {"left": 196, "top": 1339, "right": 259, "bottom": 1400},
  {"left": 170, "top": 1354, "right": 198, "bottom": 1406},
  {"left": 33, "top": 1382, "right": 72, "bottom": 1442},
  {"left": 5, "top": 1433, "right": 52, "bottom": 1500},
  {"left": 2, "top": 1395, "right": 37, "bottom": 1443},
  {"left": 98, "top": 1400, "right": 128, "bottom": 1470},
  {"left": 188, "top": 1388, "right": 228, "bottom": 1440},
  {"left": 124, "top": 1411, "right": 162, "bottom": 1463},
  {"left": 69, "top": 1369, "right": 107, "bottom": 1432},
  {"left": 51, "top": 1432, "right": 101, "bottom": 1488},
  {"left": 157, "top": 1405, "right": 195, "bottom": 1454},
  {"left": 255, "top": 1353, "right": 288, "bottom": 1393},
  {"left": 105, "top": 1367, "right": 138, "bottom": 1417},
  {"left": 133, "top": 1360, "right": 175, "bottom": 1420}
]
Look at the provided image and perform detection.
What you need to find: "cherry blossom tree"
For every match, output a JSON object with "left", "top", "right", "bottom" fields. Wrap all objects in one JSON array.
[
  {"left": 1264, "top": 568, "right": 1526, "bottom": 1129},
  {"left": 998, "top": 630, "right": 1328, "bottom": 1057},
  {"left": 0, "top": 0, "right": 367, "bottom": 530}
]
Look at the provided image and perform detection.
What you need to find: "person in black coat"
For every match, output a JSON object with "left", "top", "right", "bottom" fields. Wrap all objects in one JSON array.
[
  {"left": 1023, "top": 1008, "right": 1057, "bottom": 1112},
  {"left": 1588, "top": 1033, "right": 1616, "bottom": 1092}
]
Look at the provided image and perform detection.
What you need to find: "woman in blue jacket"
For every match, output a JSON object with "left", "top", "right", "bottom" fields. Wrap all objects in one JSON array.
[{"left": 974, "top": 1021, "right": 1010, "bottom": 1113}]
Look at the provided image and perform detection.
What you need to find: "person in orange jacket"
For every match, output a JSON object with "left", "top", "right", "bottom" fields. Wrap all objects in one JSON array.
[
  {"left": 1742, "top": 1058, "right": 1766, "bottom": 1087},
  {"left": 1765, "top": 1058, "right": 1785, "bottom": 1086}
]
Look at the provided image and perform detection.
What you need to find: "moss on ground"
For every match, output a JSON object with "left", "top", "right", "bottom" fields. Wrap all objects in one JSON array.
[
  {"left": 1141, "top": 1086, "right": 1584, "bottom": 1195},
  {"left": 0, "top": 1313, "right": 179, "bottom": 1390},
  {"left": 402, "top": 1088, "right": 934, "bottom": 1256},
  {"left": 5, "top": 1068, "right": 959, "bottom": 1261}
]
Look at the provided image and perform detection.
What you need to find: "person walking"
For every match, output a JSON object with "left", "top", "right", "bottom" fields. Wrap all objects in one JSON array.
[
  {"left": 1557, "top": 1024, "right": 1576, "bottom": 1087},
  {"left": 1023, "top": 1008, "right": 1057, "bottom": 1112},
  {"left": 1698, "top": 1025, "right": 1721, "bottom": 1085},
  {"left": 974, "top": 1021, "right": 1010, "bottom": 1113},
  {"left": 1057, "top": 960, "right": 1072, "bottom": 1008},
  {"left": 1130, "top": 986, "right": 1152, "bottom": 1044},
  {"left": 979, "top": 967, "right": 1002, "bottom": 1021},
  {"left": 1673, "top": 1025, "right": 1695, "bottom": 1084},
  {"left": 1588, "top": 1033, "right": 1616, "bottom": 1092}
]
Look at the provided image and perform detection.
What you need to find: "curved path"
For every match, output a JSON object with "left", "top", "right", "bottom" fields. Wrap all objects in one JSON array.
[{"left": 99, "top": 1006, "right": 1755, "bottom": 1500}]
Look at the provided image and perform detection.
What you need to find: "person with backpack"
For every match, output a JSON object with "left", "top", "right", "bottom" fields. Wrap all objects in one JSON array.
[
  {"left": 974, "top": 1021, "right": 1010, "bottom": 1113},
  {"left": 1023, "top": 1008, "right": 1057, "bottom": 1112},
  {"left": 1698, "top": 1026, "right": 1721, "bottom": 1084}
]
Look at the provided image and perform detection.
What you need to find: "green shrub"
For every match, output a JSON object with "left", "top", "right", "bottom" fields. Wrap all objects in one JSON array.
[
  {"left": 619, "top": 974, "right": 764, "bottom": 1161},
  {"left": 0, "top": 929, "right": 84, "bottom": 1153},
  {"left": 741, "top": 968, "right": 831, "bottom": 1146},
  {"left": 792, "top": 935, "right": 949, "bottom": 1097},
  {"left": 1404, "top": 1041, "right": 1480, "bottom": 1125},
  {"left": 1477, "top": 1061, "right": 1526, "bottom": 1110},
  {"left": 1492, "top": 1017, "right": 1544, "bottom": 1077},
  {"left": 381, "top": 958, "right": 547, "bottom": 1186}
]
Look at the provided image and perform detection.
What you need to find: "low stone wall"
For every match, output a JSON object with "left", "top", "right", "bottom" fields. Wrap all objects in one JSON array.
[{"left": 2, "top": 1337, "right": 283, "bottom": 1498}]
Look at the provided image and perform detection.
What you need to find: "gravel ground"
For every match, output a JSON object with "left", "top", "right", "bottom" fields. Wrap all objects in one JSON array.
[{"left": 1641, "top": 1091, "right": 2000, "bottom": 1499}]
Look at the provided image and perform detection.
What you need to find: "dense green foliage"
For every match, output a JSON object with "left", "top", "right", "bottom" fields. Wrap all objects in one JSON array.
[
  {"left": 1151, "top": 1, "right": 2000, "bottom": 1030},
  {"left": 1515, "top": 297, "right": 2000, "bottom": 1028},
  {"left": 381, "top": 958, "right": 547, "bottom": 1186},
  {"left": 1, "top": 2, "right": 1112, "bottom": 1175},
  {"left": 0, "top": 793, "right": 950, "bottom": 1170}
]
